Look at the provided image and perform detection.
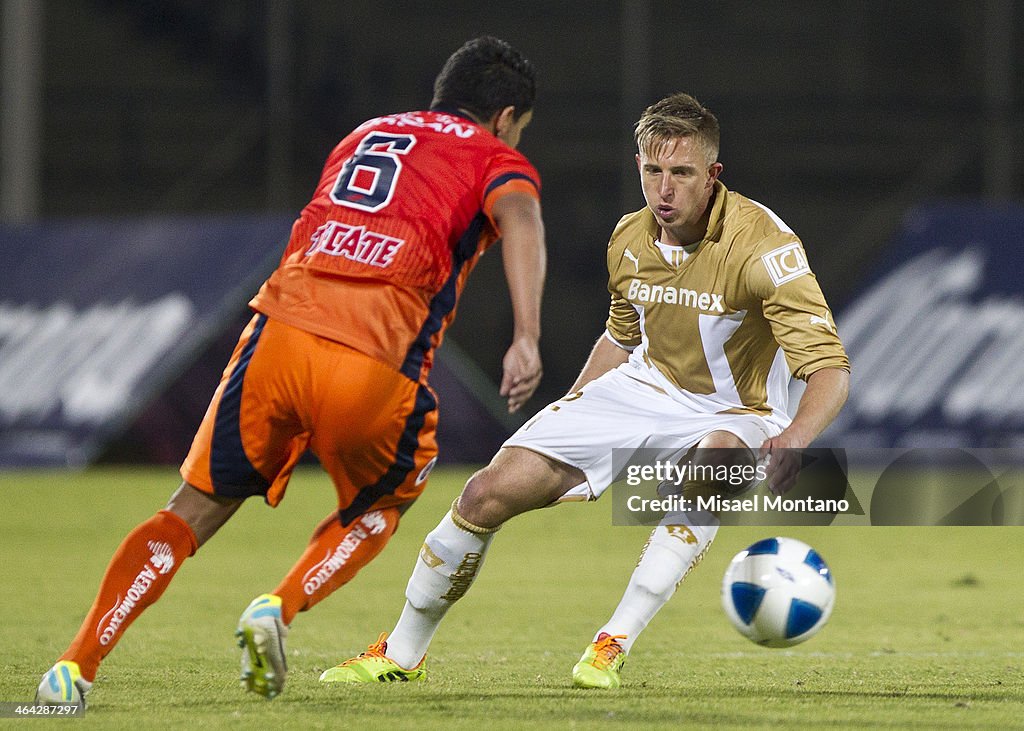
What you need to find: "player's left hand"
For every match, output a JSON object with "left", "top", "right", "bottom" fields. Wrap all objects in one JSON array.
[
  {"left": 500, "top": 336, "right": 542, "bottom": 413},
  {"left": 759, "top": 429, "right": 809, "bottom": 495}
]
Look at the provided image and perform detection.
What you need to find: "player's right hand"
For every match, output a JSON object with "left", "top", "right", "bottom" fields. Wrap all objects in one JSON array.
[
  {"left": 759, "top": 429, "right": 808, "bottom": 495},
  {"left": 500, "top": 337, "right": 542, "bottom": 413}
]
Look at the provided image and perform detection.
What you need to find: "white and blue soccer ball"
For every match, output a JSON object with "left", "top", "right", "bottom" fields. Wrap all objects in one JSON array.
[{"left": 721, "top": 537, "right": 835, "bottom": 648}]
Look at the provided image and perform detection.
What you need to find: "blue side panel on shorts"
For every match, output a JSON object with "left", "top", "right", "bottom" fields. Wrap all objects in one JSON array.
[
  {"left": 339, "top": 383, "right": 438, "bottom": 525},
  {"left": 210, "top": 313, "right": 272, "bottom": 498},
  {"left": 400, "top": 213, "right": 486, "bottom": 381}
]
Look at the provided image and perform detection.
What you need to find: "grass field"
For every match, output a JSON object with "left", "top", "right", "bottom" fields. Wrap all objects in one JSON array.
[{"left": 2, "top": 466, "right": 1023, "bottom": 729}]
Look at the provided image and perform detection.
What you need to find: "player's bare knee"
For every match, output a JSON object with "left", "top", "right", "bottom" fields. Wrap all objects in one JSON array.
[
  {"left": 458, "top": 448, "right": 579, "bottom": 527},
  {"left": 696, "top": 430, "right": 748, "bottom": 451},
  {"left": 165, "top": 482, "right": 243, "bottom": 547},
  {"left": 705, "top": 431, "right": 756, "bottom": 478},
  {"left": 677, "top": 433, "right": 758, "bottom": 502},
  {"left": 457, "top": 467, "right": 509, "bottom": 529}
]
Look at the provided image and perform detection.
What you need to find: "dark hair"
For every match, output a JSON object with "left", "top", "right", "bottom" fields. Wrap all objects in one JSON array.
[
  {"left": 430, "top": 36, "right": 536, "bottom": 121},
  {"left": 635, "top": 93, "right": 720, "bottom": 163}
]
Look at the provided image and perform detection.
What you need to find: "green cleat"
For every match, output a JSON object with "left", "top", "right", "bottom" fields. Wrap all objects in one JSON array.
[
  {"left": 320, "top": 634, "right": 426, "bottom": 683},
  {"left": 572, "top": 633, "right": 627, "bottom": 689},
  {"left": 236, "top": 594, "right": 289, "bottom": 699}
]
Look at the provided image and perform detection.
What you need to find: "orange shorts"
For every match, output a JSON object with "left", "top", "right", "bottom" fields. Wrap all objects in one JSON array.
[{"left": 181, "top": 314, "right": 439, "bottom": 524}]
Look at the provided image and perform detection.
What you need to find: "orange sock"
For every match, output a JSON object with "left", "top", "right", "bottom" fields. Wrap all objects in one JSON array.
[
  {"left": 60, "top": 510, "right": 198, "bottom": 681},
  {"left": 273, "top": 508, "right": 399, "bottom": 625}
]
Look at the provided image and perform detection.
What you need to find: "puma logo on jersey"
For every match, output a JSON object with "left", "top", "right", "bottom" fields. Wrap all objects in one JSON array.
[
  {"left": 809, "top": 312, "right": 835, "bottom": 333},
  {"left": 761, "top": 242, "right": 810, "bottom": 286},
  {"left": 623, "top": 249, "right": 641, "bottom": 273},
  {"left": 627, "top": 279, "right": 725, "bottom": 313},
  {"left": 306, "top": 220, "right": 405, "bottom": 268}
]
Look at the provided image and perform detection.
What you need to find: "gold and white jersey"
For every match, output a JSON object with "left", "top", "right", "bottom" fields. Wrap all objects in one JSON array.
[{"left": 605, "top": 181, "right": 849, "bottom": 420}]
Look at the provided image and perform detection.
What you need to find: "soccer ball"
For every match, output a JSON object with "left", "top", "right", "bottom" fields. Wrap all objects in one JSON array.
[{"left": 721, "top": 537, "right": 835, "bottom": 648}]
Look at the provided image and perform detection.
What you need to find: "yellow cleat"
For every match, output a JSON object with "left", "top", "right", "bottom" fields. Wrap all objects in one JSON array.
[
  {"left": 320, "top": 634, "right": 426, "bottom": 683},
  {"left": 572, "top": 633, "right": 627, "bottom": 689}
]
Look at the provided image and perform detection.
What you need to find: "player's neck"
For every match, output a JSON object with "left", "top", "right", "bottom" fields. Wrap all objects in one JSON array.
[
  {"left": 429, "top": 104, "right": 484, "bottom": 126},
  {"left": 660, "top": 216, "right": 709, "bottom": 248}
]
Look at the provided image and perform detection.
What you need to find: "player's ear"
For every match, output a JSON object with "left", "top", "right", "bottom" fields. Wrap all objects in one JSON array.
[
  {"left": 707, "top": 161, "right": 724, "bottom": 188},
  {"left": 493, "top": 106, "right": 517, "bottom": 137}
]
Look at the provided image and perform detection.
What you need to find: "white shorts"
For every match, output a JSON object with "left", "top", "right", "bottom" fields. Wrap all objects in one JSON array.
[{"left": 503, "top": 366, "right": 784, "bottom": 501}]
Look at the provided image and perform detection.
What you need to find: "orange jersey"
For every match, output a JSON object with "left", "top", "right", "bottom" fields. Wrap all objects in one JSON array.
[{"left": 250, "top": 109, "right": 541, "bottom": 382}]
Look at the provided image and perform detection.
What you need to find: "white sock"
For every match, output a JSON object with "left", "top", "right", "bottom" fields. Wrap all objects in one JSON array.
[
  {"left": 385, "top": 506, "right": 497, "bottom": 669},
  {"left": 595, "top": 514, "right": 719, "bottom": 653}
]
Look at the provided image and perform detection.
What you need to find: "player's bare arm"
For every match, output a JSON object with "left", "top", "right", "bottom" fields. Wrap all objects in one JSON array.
[
  {"left": 567, "top": 333, "right": 631, "bottom": 393},
  {"left": 492, "top": 191, "right": 546, "bottom": 412},
  {"left": 760, "top": 367, "right": 850, "bottom": 493}
]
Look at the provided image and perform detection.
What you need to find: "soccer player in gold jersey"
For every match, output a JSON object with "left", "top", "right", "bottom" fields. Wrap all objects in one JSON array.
[{"left": 324, "top": 93, "right": 849, "bottom": 688}]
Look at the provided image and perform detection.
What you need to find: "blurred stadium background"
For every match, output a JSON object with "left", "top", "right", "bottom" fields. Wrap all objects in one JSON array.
[{"left": 2, "top": 0, "right": 1023, "bottom": 467}]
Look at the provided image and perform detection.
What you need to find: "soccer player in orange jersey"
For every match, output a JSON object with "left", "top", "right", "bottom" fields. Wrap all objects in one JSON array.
[{"left": 36, "top": 36, "right": 545, "bottom": 707}]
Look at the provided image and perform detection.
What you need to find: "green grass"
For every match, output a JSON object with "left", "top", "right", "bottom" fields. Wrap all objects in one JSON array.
[{"left": 1, "top": 466, "right": 1023, "bottom": 729}]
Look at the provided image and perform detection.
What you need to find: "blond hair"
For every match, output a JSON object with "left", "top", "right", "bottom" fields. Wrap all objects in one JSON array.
[{"left": 634, "top": 93, "right": 720, "bottom": 164}]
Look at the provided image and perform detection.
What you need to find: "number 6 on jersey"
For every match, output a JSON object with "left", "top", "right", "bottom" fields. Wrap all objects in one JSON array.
[{"left": 331, "top": 132, "right": 416, "bottom": 212}]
